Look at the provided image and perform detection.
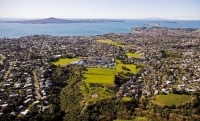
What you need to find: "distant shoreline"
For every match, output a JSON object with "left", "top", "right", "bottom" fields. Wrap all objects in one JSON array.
[
  {"left": 1, "top": 27, "right": 199, "bottom": 39},
  {"left": 2, "top": 17, "right": 124, "bottom": 24},
  {"left": 0, "top": 20, "right": 199, "bottom": 38}
]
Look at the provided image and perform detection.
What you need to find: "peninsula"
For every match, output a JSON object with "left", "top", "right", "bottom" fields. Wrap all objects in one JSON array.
[{"left": 3, "top": 17, "right": 124, "bottom": 24}]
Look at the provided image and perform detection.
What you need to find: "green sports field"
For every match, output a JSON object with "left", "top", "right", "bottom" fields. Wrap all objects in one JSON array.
[
  {"left": 84, "top": 68, "right": 116, "bottom": 84},
  {"left": 126, "top": 52, "right": 142, "bottom": 58},
  {"left": 52, "top": 58, "right": 80, "bottom": 66}
]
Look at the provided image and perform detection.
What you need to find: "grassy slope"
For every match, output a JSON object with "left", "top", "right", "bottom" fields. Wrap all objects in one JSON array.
[
  {"left": 154, "top": 94, "right": 191, "bottom": 106},
  {"left": 116, "top": 59, "right": 140, "bottom": 74},
  {"left": 116, "top": 64, "right": 139, "bottom": 74},
  {"left": 96, "top": 39, "right": 124, "bottom": 47},
  {"left": 52, "top": 58, "right": 80, "bottom": 66},
  {"left": 126, "top": 52, "right": 142, "bottom": 58},
  {"left": 80, "top": 68, "right": 115, "bottom": 102}
]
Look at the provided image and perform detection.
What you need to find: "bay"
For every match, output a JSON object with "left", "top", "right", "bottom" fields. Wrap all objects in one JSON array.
[{"left": 0, "top": 20, "right": 200, "bottom": 38}]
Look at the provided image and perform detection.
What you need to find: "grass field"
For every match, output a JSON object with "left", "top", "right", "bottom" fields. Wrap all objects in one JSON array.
[
  {"left": 126, "top": 52, "right": 142, "bottom": 58},
  {"left": 52, "top": 58, "right": 80, "bottom": 66},
  {"left": 83, "top": 61, "right": 140, "bottom": 84},
  {"left": 96, "top": 39, "right": 124, "bottom": 47},
  {"left": 122, "top": 97, "right": 133, "bottom": 101},
  {"left": 116, "top": 64, "right": 139, "bottom": 74},
  {"left": 81, "top": 68, "right": 116, "bottom": 102},
  {"left": 84, "top": 68, "right": 116, "bottom": 84},
  {"left": 80, "top": 68, "right": 115, "bottom": 102},
  {"left": 154, "top": 94, "right": 191, "bottom": 106},
  {"left": 0, "top": 54, "right": 6, "bottom": 64},
  {"left": 134, "top": 117, "right": 149, "bottom": 121},
  {"left": 116, "top": 60, "right": 140, "bottom": 74},
  {"left": 80, "top": 83, "right": 114, "bottom": 102}
]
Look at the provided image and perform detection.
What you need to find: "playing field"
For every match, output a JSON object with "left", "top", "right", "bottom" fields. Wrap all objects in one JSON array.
[
  {"left": 116, "top": 60, "right": 140, "bottom": 74},
  {"left": 122, "top": 97, "right": 133, "bottom": 101},
  {"left": 84, "top": 68, "right": 116, "bottom": 84},
  {"left": 154, "top": 94, "right": 191, "bottom": 106},
  {"left": 80, "top": 68, "right": 116, "bottom": 102},
  {"left": 52, "top": 58, "right": 80, "bottom": 66},
  {"left": 126, "top": 52, "right": 142, "bottom": 58},
  {"left": 96, "top": 39, "right": 124, "bottom": 47}
]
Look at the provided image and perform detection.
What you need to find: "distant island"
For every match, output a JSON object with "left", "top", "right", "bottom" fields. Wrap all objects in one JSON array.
[
  {"left": 2, "top": 17, "right": 124, "bottom": 24},
  {"left": 145, "top": 23, "right": 161, "bottom": 27}
]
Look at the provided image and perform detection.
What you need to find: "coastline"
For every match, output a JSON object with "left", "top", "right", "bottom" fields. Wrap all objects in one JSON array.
[{"left": 0, "top": 20, "right": 200, "bottom": 38}]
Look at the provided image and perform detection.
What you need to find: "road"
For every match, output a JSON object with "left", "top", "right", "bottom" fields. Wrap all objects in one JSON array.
[
  {"left": 33, "top": 68, "right": 41, "bottom": 100},
  {"left": 1, "top": 61, "right": 15, "bottom": 86}
]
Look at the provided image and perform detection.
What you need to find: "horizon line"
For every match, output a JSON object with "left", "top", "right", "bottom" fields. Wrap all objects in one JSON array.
[{"left": 0, "top": 17, "right": 200, "bottom": 21}]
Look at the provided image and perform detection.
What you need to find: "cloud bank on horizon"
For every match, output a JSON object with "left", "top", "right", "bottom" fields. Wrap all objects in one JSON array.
[{"left": 0, "top": 0, "right": 199, "bottom": 20}]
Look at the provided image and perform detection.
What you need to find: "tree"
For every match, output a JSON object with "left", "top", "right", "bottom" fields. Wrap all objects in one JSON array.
[{"left": 172, "top": 88, "right": 177, "bottom": 94}]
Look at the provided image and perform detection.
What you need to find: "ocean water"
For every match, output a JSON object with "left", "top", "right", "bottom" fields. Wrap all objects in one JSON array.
[{"left": 0, "top": 20, "right": 200, "bottom": 38}]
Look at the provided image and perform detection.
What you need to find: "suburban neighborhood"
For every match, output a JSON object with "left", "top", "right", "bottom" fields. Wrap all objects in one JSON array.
[{"left": 0, "top": 27, "right": 200, "bottom": 120}]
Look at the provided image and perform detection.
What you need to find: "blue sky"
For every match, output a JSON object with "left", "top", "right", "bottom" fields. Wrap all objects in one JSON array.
[{"left": 0, "top": 0, "right": 199, "bottom": 20}]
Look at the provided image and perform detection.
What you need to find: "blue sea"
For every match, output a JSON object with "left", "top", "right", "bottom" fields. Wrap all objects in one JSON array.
[{"left": 0, "top": 20, "right": 200, "bottom": 38}]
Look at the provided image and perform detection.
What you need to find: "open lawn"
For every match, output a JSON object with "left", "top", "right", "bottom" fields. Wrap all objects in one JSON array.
[
  {"left": 84, "top": 62, "right": 140, "bottom": 84},
  {"left": 122, "top": 97, "right": 133, "bottom": 101},
  {"left": 126, "top": 52, "right": 142, "bottom": 58},
  {"left": 134, "top": 117, "right": 149, "bottom": 121},
  {"left": 79, "top": 82, "right": 114, "bottom": 102},
  {"left": 84, "top": 68, "right": 115, "bottom": 84},
  {"left": 154, "top": 94, "right": 191, "bottom": 106},
  {"left": 0, "top": 54, "right": 6, "bottom": 64},
  {"left": 52, "top": 58, "right": 80, "bottom": 66},
  {"left": 116, "top": 59, "right": 141, "bottom": 74},
  {"left": 81, "top": 68, "right": 115, "bottom": 102},
  {"left": 96, "top": 39, "right": 124, "bottom": 47}
]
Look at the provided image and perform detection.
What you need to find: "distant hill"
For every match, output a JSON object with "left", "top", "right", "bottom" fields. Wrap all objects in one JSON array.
[{"left": 3, "top": 17, "right": 124, "bottom": 24}]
